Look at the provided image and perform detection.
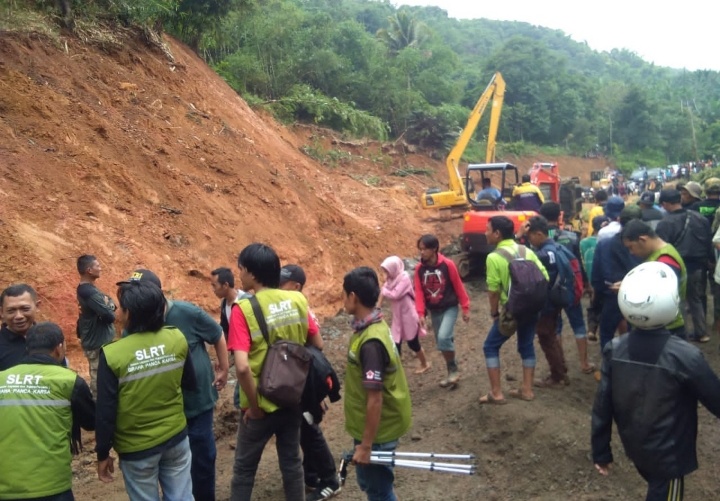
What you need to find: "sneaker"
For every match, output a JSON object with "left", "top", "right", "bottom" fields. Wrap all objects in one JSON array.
[{"left": 307, "top": 482, "right": 342, "bottom": 501}]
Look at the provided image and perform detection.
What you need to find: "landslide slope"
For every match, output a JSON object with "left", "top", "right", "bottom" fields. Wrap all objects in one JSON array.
[
  {"left": 0, "top": 30, "right": 448, "bottom": 350},
  {"left": 0, "top": 28, "right": 611, "bottom": 356}
]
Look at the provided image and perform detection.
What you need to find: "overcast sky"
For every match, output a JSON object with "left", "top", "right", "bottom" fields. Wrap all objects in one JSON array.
[{"left": 393, "top": 0, "right": 718, "bottom": 71}]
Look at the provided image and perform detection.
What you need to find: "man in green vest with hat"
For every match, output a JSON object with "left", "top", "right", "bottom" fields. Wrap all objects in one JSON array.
[
  {"left": 0, "top": 321, "right": 95, "bottom": 501},
  {"left": 622, "top": 219, "right": 687, "bottom": 338},
  {"left": 95, "top": 280, "right": 196, "bottom": 500},
  {"left": 227, "top": 243, "right": 324, "bottom": 500},
  {"left": 343, "top": 266, "right": 412, "bottom": 501}
]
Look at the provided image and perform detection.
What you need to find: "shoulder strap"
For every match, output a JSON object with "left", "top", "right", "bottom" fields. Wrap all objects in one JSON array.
[
  {"left": 517, "top": 245, "right": 526, "bottom": 259},
  {"left": 248, "top": 295, "right": 270, "bottom": 344},
  {"left": 675, "top": 212, "right": 692, "bottom": 244},
  {"left": 495, "top": 247, "right": 514, "bottom": 264}
]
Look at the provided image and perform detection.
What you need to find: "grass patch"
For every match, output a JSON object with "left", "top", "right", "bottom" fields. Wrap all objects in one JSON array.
[{"left": 0, "top": 6, "right": 58, "bottom": 37}]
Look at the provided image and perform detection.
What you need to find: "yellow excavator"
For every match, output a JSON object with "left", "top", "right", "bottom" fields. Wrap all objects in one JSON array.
[{"left": 421, "top": 72, "right": 505, "bottom": 210}]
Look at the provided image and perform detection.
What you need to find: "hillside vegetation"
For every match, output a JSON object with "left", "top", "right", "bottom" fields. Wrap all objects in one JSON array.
[{"left": 6, "top": 0, "right": 720, "bottom": 172}]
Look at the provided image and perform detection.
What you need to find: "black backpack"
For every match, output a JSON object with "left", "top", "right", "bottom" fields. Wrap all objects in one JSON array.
[
  {"left": 496, "top": 245, "right": 548, "bottom": 317},
  {"left": 301, "top": 345, "right": 342, "bottom": 424}
]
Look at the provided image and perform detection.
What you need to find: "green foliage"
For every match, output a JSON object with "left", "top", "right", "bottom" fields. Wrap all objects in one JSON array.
[
  {"left": 270, "top": 85, "right": 388, "bottom": 140},
  {"left": 300, "top": 140, "right": 353, "bottom": 167},
  {"left": 693, "top": 166, "right": 720, "bottom": 185}
]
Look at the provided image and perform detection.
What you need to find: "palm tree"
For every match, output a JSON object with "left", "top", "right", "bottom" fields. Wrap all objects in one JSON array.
[{"left": 376, "top": 10, "right": 429, "bottom": 55}]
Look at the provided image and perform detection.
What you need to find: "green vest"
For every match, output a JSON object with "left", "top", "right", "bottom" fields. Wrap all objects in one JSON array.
[
  {"left": 235, "top": 289, "right": 309, "bottom": 412},
  {"left": 0, "top": 363, "right": 76, "bottom": 499},
  {"left": 102, "top": 326, "right": 188, "bottom": 454},
  {"left": 344, "top": 321, "right": 412, "bottom": 444},
  {"left": 648, "top": 243, "right": 687, "bottom": 331}
]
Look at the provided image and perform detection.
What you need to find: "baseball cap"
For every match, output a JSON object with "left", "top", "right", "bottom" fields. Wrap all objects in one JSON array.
[
  {"left": 116, "top": 269, "right": 162, "bottom": 288},
  {"left": 279, "top": 264, "right": 306, "bottom": 287},
  {"left": 682, "top": 181, "right": 703, "bottom": 199},
  {"left": 604, "top": 196, "right": 625, "bottom": 219},
  {"left": 638, "top": 191, "right": 656, "bottom": 206},
  {"left": 658, "top": 188, "right": 681, "bottom": 205}
]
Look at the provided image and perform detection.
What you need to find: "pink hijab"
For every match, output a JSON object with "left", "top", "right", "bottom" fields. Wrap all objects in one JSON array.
[{"left": 380, "top": 256, "right": 406, "bottom": 290}]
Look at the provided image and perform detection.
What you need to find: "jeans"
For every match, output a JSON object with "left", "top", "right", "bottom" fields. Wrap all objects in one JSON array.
[
  {"left": 483, "top": 315, "right": 537, "bottom": 369},
  {"left": 119, "top": 436, "right": 193, "bottom": 501},
  {"left": 558, "top": 302, "right": 587, "bottom": 339},
  {"left": 536, "top": 309, "right": 567, "bottom": 382},
  {"left": 300, "top": 418, "right": 337, "bottom": 488},
  {"left": 354, "top": 439, "right": 398, "bottom": 501},
  {"left": 429, "top": 306, "right": 459, "bottom": 352},
  {"left": 230, "top": 408, "right": 304, "bottom": 501},
  {"left": 684, "top": 268, "right": 707, "bottom": 338},
  {"left": 187, "top": 408, "right": 216, "bottom": 501}
]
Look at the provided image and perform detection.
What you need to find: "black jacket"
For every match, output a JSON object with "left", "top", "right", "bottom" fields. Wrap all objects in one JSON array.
[
  {"left": 592, "top": 329, "right": 720, "bottom": 478},
  {"left": 656, "top": 208, "right": 712, "bottom": 269}
]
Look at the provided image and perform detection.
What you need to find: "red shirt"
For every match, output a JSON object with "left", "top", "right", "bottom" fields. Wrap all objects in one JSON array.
[{"left": 227, "top": 303, "right": 319, "bottom": 352}]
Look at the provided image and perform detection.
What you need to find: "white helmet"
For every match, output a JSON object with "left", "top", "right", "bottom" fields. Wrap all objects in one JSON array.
[{"left": 618, "top": 262, "right": 679, "bottom": 329}]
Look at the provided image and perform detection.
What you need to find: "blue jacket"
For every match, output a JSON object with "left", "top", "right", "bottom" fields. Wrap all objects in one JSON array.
[{"left": 591, "top": 233, "right": 641, "bottom": 296}]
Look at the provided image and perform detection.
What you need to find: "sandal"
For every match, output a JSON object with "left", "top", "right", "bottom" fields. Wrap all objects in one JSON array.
[
  {"left": 508, "top": 388, "right": 534, "bottom": 401},
  {"left": 414, "top": 363, "right": 432, "bottom": 375},
  {"left": 582, "top": 364, "right": 597, "bottom": 374},
  {"left": 479, "top": 394, "right": 507, "bottom": 405}
]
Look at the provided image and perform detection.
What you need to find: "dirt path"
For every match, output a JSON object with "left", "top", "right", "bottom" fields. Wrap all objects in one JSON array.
[{"left": 71, "top": 281, "right": 720, "bottom": 500}]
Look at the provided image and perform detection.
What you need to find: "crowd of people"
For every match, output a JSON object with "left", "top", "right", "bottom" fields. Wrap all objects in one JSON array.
[{"left": 4, "top": 176, "right": 720, "bottom": 500}]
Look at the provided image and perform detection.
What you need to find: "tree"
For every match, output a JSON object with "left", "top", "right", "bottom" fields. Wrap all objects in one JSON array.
[{"left": 376, "top": 10, "right": 429, "bottom": 54}]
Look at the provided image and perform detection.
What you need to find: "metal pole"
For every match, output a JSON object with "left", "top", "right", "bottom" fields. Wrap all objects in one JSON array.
[
  {"left": 370, "top": 458, "right": 475, "bottom": 475},
  {"left": 370, "top": 451, "right": 475, "bottom": 460},
  {"left": 371, "top": 457, "right": 476, "bottom": 471}
]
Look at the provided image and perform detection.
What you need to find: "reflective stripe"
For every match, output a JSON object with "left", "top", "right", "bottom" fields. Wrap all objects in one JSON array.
[
  {"left": 0, "top": 399, "right": 70, "bottom": 407},
  {"left": 118, "top": 361, "right": 184, "bottom": 384},
  {"left": 250, "top": 317, "right": 310, "bottom": 340}
]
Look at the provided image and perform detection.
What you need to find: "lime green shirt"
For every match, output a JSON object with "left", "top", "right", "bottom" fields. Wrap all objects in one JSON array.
[{"left": 486, "top": 240, "right": 548, "bottom": 304}]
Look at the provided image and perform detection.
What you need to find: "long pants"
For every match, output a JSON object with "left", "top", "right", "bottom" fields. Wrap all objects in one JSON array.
[
  {"left": 187, "top": 409, "right": 216, "bottom": 501},
  {"left": 300, "top": 418, "right": 337, "bottom": 488},
  {"left": 84, "top": 349, "right": 100, "bottom": 397},
  {"left": 230, "top": 408, "right": 304, "bottom": 501},
  {"left": 599, "top": 294, "right": 624, "bottom": 349},
  {"left": 638, "top": 469, "right": 684, "bottom": 501},
  {"left": 683, "top": 268, "right": 707, "bottom": 337},
  {"left": 536, "top": 309, "right": 567, "bottom": 382}
]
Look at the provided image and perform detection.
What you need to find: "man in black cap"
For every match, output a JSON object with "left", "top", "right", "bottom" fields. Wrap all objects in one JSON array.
[
  {"left": 657, "top": 189, "right": 713, "bottom": 343},
  {"left": 279, "top": 264, "right": 342, "bottom": 500},
  {"left": 115, "top": 269, "right": 229, "bottom": 501},
  {"left": 638, "top": 192, "right": 663, "bottom": 229}
]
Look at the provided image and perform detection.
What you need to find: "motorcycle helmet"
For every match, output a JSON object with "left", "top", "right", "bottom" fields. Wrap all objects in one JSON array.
[{"left": 618, "top": 262, "right": 679, "bottom": 329}]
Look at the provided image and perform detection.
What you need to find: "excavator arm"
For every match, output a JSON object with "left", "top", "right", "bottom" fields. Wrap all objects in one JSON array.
[{"left": 421, "top": 72, "right": 505, "bottom": 210}]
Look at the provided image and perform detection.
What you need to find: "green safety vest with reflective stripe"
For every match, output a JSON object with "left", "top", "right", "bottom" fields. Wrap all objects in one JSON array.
[
  {"left": 0, "top": 363, "right": 76, "bottom": 499},
  {"left": 102, "top": 326, "right": 188, "bottom": 453},
  {"left": 647, "top": 243, "right": 687, "bottom": 331},
  {"left": 235, "top": 289, "right": 309, "bottom": 413},
  {"left": 344, "top": 321, "right": 412, "bottom": 444}
]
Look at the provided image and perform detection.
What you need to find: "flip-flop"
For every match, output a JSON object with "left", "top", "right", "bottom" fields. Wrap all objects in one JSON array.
[
  {"left": 508, "top": 388, "right": 534, "bottom": 401},
  {"left": 414, "top": 363, "right": 432, "bottom": 374},
  {"left": 479, "top": 394, "right": 507, "bottom": 405},
  {"left": 582, "top": 364, "right": 597, "bottom": 374}
]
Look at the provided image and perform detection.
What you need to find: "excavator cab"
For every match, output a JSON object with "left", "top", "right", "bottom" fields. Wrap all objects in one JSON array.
[{"left": 448, "top": 163, "right": 536, "bottom": 278}]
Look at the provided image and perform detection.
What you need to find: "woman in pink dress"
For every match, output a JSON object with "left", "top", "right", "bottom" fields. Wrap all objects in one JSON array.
[{"left": 380, "top": 256, "right": 431, "bottom": 374}]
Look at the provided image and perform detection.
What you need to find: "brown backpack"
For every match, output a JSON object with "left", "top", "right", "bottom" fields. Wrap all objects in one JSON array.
[{"left": 249, "top": 296, "right": 312, "bottom": 409}]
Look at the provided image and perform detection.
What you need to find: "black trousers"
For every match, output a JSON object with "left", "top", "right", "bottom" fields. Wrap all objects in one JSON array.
[
  {"left": 639, "top": 469, "right": 684, "bottom": 501},
  {"left": 300, "top": 417, "right": 338, "bottom": 487}
]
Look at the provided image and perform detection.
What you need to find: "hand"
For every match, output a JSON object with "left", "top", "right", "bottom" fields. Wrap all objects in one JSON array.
[
  {"left": 352, "top": 443, "right": 372, "bottom": 465},
  {"left": 594, "top": 463, "right": 611, "bottom": 476},
  {"left": 213, "top": 365, "right": 228, "bottom": 391},
  {"left": 462, "top": 312, "right": 470, "bottom": 323},
  {"left": 98, "top": 457, "right": 115, "bottom": 483},
  {"left": 609, "top": 281, "right": 621, "bottom": 292},
  {"left": 243, "top": 406, "right": 265, "bottom": 423}
]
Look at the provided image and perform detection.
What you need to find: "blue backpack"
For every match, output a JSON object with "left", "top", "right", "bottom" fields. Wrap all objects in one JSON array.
[{"left": 549, "top": 243, "right": 578, "bottom": 308}]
